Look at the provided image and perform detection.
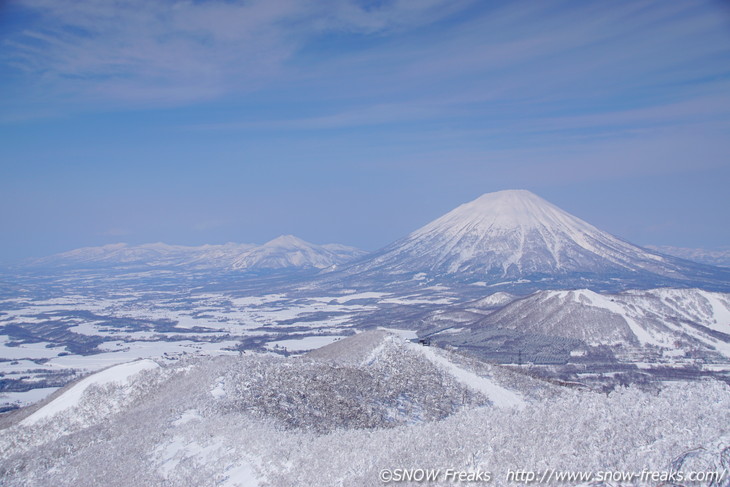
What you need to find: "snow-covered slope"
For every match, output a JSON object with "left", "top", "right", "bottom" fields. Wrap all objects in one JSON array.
[
  {"left": 3, "top": 344, "right": 729, "bottom": 487},
  {"left": 230, "top": 235, "right": 365, "bottom": 271},
  {"left": 306, "top": 330, "right": 530, "bottom": 410},
  {"left": 467, "top": 292, "right": 517, "bottom": 309},
  {"left": 337, "top": 190, "right": 730, "bottom": 291},
  {"left": 21, "top": 359, "right": 159, "bottom": 427},
  {"left": 406, "top": 342, "right": 525, "bottom": 409},
  {"left": 479, "top": 288, "right": 730, "bottom": 358}
]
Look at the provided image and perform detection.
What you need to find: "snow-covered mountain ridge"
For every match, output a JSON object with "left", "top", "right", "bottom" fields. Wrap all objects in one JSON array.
[
  {"left": 26, "top": 236, "right": 365, "bottom": 272},
  {"left": 2, "top": 333, "right": 729, "bottom": 487},
  {"left": 425, "top": 287, "right": 730, "bottom": 369},
  {"left": 646, "top": 245, "right": 730, "bottom": 268},
  {"left": 500, "top": 287, "right": 727, "bottom": 348},
  {"left": 29, "top": 242, "right": 256, "bottom": 269}
]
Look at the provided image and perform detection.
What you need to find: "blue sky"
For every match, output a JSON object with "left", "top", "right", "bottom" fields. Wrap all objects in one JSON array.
[{"left": 1, "top": 0, "right": 729, "bottom": 261}]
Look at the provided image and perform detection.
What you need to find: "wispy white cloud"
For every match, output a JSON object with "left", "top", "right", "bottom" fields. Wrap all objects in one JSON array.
[
  {"left": 3, "top": 0, "right": 729, "bottom": 259},
  {"left": 175, "top": 0, "right": 730, "bottom": 142},
  {"left": 3, "top": 0, "right": 474, "bottom": 105}
]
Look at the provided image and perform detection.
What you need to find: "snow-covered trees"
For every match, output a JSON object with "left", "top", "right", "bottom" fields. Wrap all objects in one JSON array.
[{"left": 1, "top": 344, "right": 729, "bottom": 487}]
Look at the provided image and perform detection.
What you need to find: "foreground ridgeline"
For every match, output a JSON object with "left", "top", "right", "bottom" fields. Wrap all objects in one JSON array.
[{"left": 0, "top": 332, "right": 728, "bottom": 486}]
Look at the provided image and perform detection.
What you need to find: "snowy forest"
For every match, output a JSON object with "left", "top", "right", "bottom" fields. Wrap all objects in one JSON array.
[{"left": 1, "top": 333, "right": 729, "bottom": 486}]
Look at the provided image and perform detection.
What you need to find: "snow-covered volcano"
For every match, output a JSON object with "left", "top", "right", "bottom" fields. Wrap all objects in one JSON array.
[
  {"left": 339, "top": 190, "right": 730, "bottom": 290},
  {"left": 230, "top": 235, "right": 364, "bottom": 271}
]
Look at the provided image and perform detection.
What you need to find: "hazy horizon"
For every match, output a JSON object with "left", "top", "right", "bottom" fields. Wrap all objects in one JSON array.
[{"left": 2, "top": 0, "right": 729, "bottom": 262}]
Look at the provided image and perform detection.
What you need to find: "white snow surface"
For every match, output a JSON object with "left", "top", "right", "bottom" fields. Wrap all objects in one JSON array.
[
  {"left": 21, "top": 359, "right": 159, "bottom": 426},
  {"left": 468, "top": 292, "right": 516, "bottom": 308},
  {"left": 222, "top": 461, "right": 261, "bottom": 487},
  {"left": 0, "top": 387, "right": 59, "bottom": 408},
  {"left": 266, "top": 335, "right": 346, "bottom": 352},
  {"left": 407, "top": 343, "right": 525, "bottom": 410}
]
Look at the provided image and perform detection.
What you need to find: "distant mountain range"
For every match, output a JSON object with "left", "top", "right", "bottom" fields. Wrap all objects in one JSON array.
[
  {"left": 28, "top": 242, "right": 255, "bottom": 270},
  {"left": 645, "top": 245, "right": 730, "bottom": 268},
  {"left": 27, "top": 235, "right": 365, "bottom": 272},
  {"left": 21, "top": 190, "right": 730, "bottom": 292}
]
